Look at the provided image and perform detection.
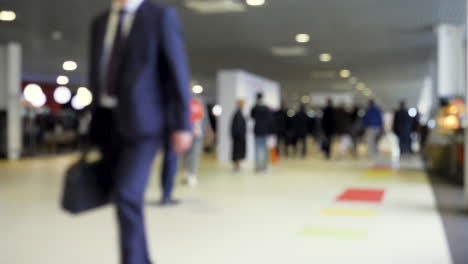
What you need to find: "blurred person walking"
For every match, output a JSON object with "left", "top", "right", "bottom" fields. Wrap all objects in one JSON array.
[
  {"left": 334, "top": 104, "right": 353, "bottom": 157},
  {"left": 231, "top": 100, "right": 247, "bottom": 172},
  {"left": 363, "top": 99, "right": 384, "bottom": 157},
  {"left": 284, "top": 112, "right": 297, "bottom": 157},
  {"left": 349, "top": 105, "right": 363, "bottom": 157},
  {"left": 251, "top": 93, "right": 273, "bottom": 172},
  {"left": 181, "top": 96, "right": 206, "bottom": 186},
  {"left": 291, "top": 104, "right": 310, "bottom": 158},
  {"left": 321, "top": 99, "right": 335, "bottom": 159},
  {"left": 392, "top": 100, "right": 413, "bottom": 154},
  {"left": 274, "top": 103, "right": 288, "bottom": 157},
  {"left": 88, "top": 0, "right": 192, "bottom": 263}
]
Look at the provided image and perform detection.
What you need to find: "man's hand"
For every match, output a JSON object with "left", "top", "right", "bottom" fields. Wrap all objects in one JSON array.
[{"left": 172, "top": 131, "right": 193, "bottom": 154}]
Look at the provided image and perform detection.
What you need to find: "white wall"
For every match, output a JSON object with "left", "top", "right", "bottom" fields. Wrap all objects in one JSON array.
[{"left": 217, "top": 70, "right": 280, "bottom": 163}]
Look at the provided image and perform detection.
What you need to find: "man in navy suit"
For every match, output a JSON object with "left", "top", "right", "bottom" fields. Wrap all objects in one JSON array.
[{"left": 88, "top": 0, "right": 192, "bottom": 263}]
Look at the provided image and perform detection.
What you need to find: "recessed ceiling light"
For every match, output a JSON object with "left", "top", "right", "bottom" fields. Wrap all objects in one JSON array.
[
  {"left": 23, "top": 84, "right": 47, "bottom": 108},
  {"left": 57, "top": 75, "right": 69, "bottom": 85},
  {"left": 72, "top": 87, "right": 93, "bottom": 110},
  {"left": 301, "top": 95, "right": 310, "bottom": 104},
  {"left": 23, "top": 84, "right": 43, "bottom": 103},
  {"left": 63, "top": 61, "right": 77, "bottom": 71},
  {"left": 319, "top": 53, "right": 332, "bottom": 62},
  {"left": 364, "top": 90, "right": 372, "bottom": 97},
  {"left": 356, "top": 82, "right": 366, "bottom": 90},
  {"left": 408, "top": 108, "right": 418, "bottom": 117},
  {"left": 0, "top": 11, "right": 16, "bottom": 21},
  {"left": 74, "top": 87, "right": 93, "bottom": 108},
  {"left": 339, "top": 69, "right": 351, "bottom": 78},
  {"left": 295, "top": 34, "right": 310, "bottom": 43},
  {"left": 54, "top": 86, "right": 72, "bottom": 104},
  {"left": 51, "top": 31, "right": 63, "bottom": 40},
  {"left": 212, "top": 105, "right": 223, "bottom": 116},
  {"left": 246, "top": 0, "right": 265, "bottom": 6},
  {"left": 192, "top": 85, "right": 204, "bottom": 94}
]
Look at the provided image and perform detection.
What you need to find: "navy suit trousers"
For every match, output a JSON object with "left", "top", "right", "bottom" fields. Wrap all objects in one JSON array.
[
  {"left": 161, "top": 141, "right": 178, "bottom": 201},
  {"left": 114, "top": 139, "right": 161, "bottom": 264}
]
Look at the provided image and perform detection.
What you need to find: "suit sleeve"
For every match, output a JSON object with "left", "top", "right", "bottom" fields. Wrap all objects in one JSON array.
[{"left": 161, "top": 8, "right": 191, "bottom": 132}]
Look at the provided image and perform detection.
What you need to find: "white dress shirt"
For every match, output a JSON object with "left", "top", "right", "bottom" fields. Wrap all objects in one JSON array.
[{"left": 100, "top": 0, "right": 145, "bottom": 108}]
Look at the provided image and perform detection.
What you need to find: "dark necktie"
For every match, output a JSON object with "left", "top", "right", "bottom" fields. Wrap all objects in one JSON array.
[{"left": 105, "top": 9, "right": 126, "bottom": 96}]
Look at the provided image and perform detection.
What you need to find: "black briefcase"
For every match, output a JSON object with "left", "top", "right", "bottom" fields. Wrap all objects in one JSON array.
[{"left": 61, "top": 152, "right": 113, "bottom": 214}]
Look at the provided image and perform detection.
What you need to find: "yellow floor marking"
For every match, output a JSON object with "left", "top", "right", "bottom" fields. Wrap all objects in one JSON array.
[{"left": 300, "top": 226, "right": 369, "bottom": 239}]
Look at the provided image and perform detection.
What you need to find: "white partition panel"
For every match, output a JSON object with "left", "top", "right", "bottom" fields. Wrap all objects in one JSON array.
[{"left": 217, "top": 70, "right": 280, "bottom": 163}]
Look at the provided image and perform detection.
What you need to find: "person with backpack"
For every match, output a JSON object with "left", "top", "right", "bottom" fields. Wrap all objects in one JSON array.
[{"left": 250, "top": 93, "right": 273, "bottom": 172}]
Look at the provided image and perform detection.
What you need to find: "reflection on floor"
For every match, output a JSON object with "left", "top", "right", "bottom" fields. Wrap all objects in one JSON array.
[{"left": 0, "top": 152, "right": 453, "bottom": 264}]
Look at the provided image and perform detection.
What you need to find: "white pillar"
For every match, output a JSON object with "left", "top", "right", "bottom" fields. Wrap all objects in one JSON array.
[
  {"left": 0, "top": 43, "right": 22, "bottom": 160},
  {"left": 216, "top": 71, "right": 239, "bottom": 163},
  {"left": 417, "top": 76, "right": 433, "bottom": 123},
  {"left": 437, "top": 24, "right": 465, "bottom": 98}
]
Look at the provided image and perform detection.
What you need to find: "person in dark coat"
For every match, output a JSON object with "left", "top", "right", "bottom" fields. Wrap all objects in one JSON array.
[
  {"left": 334, "top": 104, "right": 352, "bottom": 136},
  {"left": 393, "top": 100, "right": 413, "bottom": 154},
  {"left": 284, "top": 112, "right": 296, "bottom": 157},
  {"left": 334, "top": 104, "right": 353, "bottom": 156},
  {"left": 292, "top": 104, "right": 310, "bottom": 158},
  {"left": 231, "top": 100, "right": 247, "bottom": 171},
  {"left": 274, "top": 104, "right": 288, "bottom": 157},
  {"left": 349, "top": 105, "right": 363, "bottom": 157},
  {"left": 321, "top": 99, "right": 335, "bottom": 159}
]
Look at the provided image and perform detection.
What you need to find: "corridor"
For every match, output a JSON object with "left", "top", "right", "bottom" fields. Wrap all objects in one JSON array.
[{"left": 0, "top": 153, "right": 452, "bottom": 264}]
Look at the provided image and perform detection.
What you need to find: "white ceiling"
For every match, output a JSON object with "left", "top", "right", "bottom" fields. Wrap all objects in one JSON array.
[{"left": 0, "top": 0, "right": 466, "bottom": 108}]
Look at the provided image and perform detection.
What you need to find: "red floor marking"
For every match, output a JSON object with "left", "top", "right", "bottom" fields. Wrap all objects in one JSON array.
[{"left": 337, "top": 189, "right": 386, "bottom": 203}]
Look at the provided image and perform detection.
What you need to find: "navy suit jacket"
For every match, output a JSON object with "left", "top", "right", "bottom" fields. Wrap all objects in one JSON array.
[{"left": 89, "top": 1, "right": 191, "bottom": 140}]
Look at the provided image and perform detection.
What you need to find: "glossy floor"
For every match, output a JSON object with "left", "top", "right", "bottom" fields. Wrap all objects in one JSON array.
[{"left": 0, "top": 152, "right": 452, "bottom": 264}]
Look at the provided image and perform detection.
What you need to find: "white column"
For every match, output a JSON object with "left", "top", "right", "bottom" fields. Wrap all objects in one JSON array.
[
  {"left": 437, "top": 24, "right": 465, "bottom": 98},
  {"left": 216, "top": 71, "right": 239, "bottom": 163},
  {"left": 0, "top": 43, "right": 22, "bottom": 160},
  {"left": 417, "top": 76, "right": 433, "bottom": 123}
]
